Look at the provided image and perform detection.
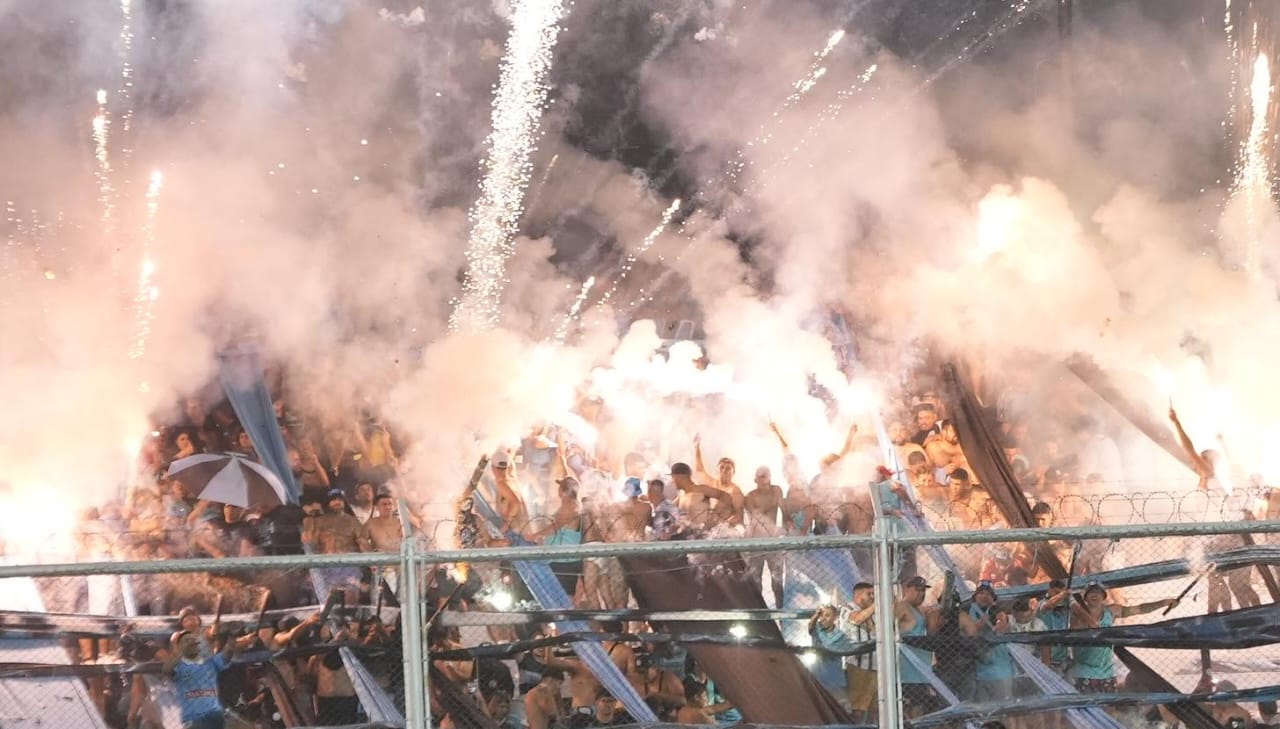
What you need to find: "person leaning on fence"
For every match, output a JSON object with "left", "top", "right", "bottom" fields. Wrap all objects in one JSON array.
[
  {"left": 844, "top": 582, "right": 878, "bottom": 724},
  {"left": 970, "top": 582, "right": 1017, "bottom": 704},
  {"left": 1069, "top": 583, "right": 1179, "bottom": 693},
  {"left": 162, "top": 629, "right": 238, "bottom": 729},
  {"left": 1036, "top": 579, "right": 1072, "bottom": 676},
  {"left": 896, "top": 575, "right": 943, "bottom": 718}
]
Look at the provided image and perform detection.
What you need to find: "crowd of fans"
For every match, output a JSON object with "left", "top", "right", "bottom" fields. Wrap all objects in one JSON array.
[{"left": 38, "top": 365, "right": 1280, "bottom": 728}]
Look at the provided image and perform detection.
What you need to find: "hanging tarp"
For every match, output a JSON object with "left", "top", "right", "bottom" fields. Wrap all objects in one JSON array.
[
  {"left": 944, "top": 361, "right": 1224, "bottom": 729},
  {"left": 622, "top": 551, "right": 854, "bottom": 726}
]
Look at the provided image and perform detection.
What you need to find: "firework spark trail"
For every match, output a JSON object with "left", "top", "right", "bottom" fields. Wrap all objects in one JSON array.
[
  {"left": 92, "top": 89, "right": 116, "bottom": 237},
  {"left": 720, "top": 25, "right": 852, "bottom": 188},
  {"left": 554, "top": 276, "right": 595, "bottom": 342},
  {"left": 450, "top": 0, "right": 567, "bottom": 334},
  {"left": 1237, "top": 52, "right": 1274, "bottom": 273},
  {"left": 116, "top": 0, "right": 136, "bottom": 143},
  {"left": 129, "top": 170, "right": 163, "bottom": 363},
  {"left": 594, "top": 198, "right": 682, "bottom": 312}
]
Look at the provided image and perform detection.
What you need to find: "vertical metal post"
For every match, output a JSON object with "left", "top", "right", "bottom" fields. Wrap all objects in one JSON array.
[
  {"left": 874, "top": 517, "right": 902, "bottom": 729},
  {"left": 399, "top": 502, "right": 428, "bottom": 729}
]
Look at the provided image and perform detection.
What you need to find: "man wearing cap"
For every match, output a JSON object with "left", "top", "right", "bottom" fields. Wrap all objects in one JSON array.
[
  {"left": 163, "top": 629, "right": 238, "bottom": 729},
  {"left": 896, "top": 575, "right": 942, "bottom": 717},
  {"left": 491, "top": 448, "right": 530, "bottom": 536},
  {"left": 1070, "top": 583, "right": 1178, "bottom": 693},
  {"left": 970, "top": 583, "right": 1016, "bottom": 703},
  {"left": 310, "top": 489, "right": 364, "bottom": 554},
  {"left": 1036, "top": 579, "right": 1073, "bottom": 677}
]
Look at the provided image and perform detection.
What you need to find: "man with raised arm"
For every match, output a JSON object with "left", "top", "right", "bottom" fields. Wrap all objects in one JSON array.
[
  {"left": 693, "top": 436, "right": 746, "bottom": 529},
  {"left": 162, "top": 629, "right": 238, "bottom": 729},
  {"left": 1070, "top": 583, "right": 1178, "bottom": 693},
  {"left": 490, "top": 447, "right": 530, "bottom": 536},
  {"left": 1168, "top": 407, "right": 1223, "bottom": 491},
  {"left": 769, "top": 421, "right": 815, "bottom": 535}
]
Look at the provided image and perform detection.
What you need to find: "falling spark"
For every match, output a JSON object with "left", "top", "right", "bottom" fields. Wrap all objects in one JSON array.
[
  {"left": 554, "top": 276, "right": 595, "bottom": 342},
  {"left": 129, "top": 170, "right": 163, "bottom": 360},
  {"left": 595, "top": 198, "right": 681, "bottom": 311},
  {"left": 1234, "top": 51, "right": 1275, "bottom": 273},
  {"left": 450, "top": 0, "right": 568, "bottom": 334}
]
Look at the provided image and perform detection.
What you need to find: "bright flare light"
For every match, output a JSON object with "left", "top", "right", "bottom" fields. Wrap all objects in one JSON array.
[
  {"left": 488, "top": 588, "right": 515, "bottom": 611},
  {"left": 728, "top": 624, "right": 748, "bottom": 639},
  {"left": 450, "top": 0, "right": 567, "bottom": 333},
  {"left": 799, "top": 651, "right": 819, "bottom": 667},
  {"left": 1235, "top": 52, "right": 1275, "bottom": 273}
]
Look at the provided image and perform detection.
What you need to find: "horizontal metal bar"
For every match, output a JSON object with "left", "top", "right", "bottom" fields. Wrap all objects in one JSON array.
[
  {"left": 893, "top": 518, "right": 1280, "bottom": 546},
  {"left": 0, "top": 518, "right": 1272, "bottom": 579},
  {"left": 0, "top": 551, "right": 399, "bottom": 579},
  {"left": 415, "top": 534, "right": 875, "bottom": 564},
  {"left": 438, "top": 608, "right": 813, "bottom": 627}
]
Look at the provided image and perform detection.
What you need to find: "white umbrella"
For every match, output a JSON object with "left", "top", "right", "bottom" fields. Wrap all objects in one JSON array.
[{"left": 166, "top": 453, "right": 289, "bottom": 509}]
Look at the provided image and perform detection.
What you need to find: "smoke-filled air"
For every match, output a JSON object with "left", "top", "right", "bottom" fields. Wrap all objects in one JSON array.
[{"left": 2, "top": 0, "right": 1280, "bottom": 558}]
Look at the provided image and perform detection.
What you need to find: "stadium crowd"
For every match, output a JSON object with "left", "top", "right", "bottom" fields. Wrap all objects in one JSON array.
[{"left": 50, "top": 367, "right": 1280, "bottom": 729}]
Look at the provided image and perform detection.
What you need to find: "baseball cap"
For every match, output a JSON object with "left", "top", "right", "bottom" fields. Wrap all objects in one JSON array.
[
  {"left": 975, "top": 581, "right": 997, "bottom": 596},
  {"left": 327, "top": 488, "right": 346, "bottom": 500},
  {"left": 901, "top": 575, "right": 930, "bottom": 590},
  {"left": 623, "top": 477, "right": 643, "bottom": 498},
  {"left": 492, "top": 448, "right": 511, "bottom": 469},
  {"left": 670, "top": 462, "right": 692, "bottom": 476}
]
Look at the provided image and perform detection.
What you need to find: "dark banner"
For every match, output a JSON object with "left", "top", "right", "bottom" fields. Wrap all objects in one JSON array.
[{"left": 622, "top": 552, "right": 853, "bottom": 726}]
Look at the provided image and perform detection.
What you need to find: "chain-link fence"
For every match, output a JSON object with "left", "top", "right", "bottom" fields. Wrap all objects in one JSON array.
[{"left": 1, "top": 519, "right": 1279, "bottom": 729}]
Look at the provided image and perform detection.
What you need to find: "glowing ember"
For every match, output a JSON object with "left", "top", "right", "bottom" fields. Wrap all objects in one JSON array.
[{"left": 450, "top": 0, "right": 568, "bottom": 333}]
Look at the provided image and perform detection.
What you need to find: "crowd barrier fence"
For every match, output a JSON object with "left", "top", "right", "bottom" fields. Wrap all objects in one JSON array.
[{"left": 1, "top": 516, "right": 1279, "bottom": 729}]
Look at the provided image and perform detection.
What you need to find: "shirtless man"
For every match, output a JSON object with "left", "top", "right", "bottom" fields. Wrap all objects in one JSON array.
[
  {"left": 310, "top": 490, "right": 365, "bottom": 554},
  {"left": 490, "top": 448, "right": 530, "bottom": 535},
  {"left": 925, "top": 420, "right": 971, "bottom": 476},
  {"left": 694, "top": 437, "right": 746, "bottom": 529},
  {"left": 888, "top": 421, "right": 927, "bottom": 470},
  {"left": 595, "top": 478, "right": 651, "bottom": 608},
  {"left": 360, "top": 491, "right": 418, "bottom": 595},
  {"left": 630, "top": 652, "right": 685, "bottom": 709},
  {"left": 310, "top": 627, "right": 360, "bottom": 725},
  {"left": 744, "top": 466, "right": 785, "bottom": 606},
  {"left": 524, "top": 668, "right": 565, "bottom": 729},
  {"left": 538, "top": 644, "right": 611, "bottom": 713},
  {"left": 671, "top": 463, "right": 717, "bottom": 533},
  {"left": 768, "top": 423, "right": 815, "bottom": 535},
  {"left": 1169, "top": 407, "right": 1221, "bottom": 491}
]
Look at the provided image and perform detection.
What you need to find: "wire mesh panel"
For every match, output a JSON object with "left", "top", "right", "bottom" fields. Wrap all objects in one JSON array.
[{"left": 0, "top": 558, "right": 405, "bottom": 729}]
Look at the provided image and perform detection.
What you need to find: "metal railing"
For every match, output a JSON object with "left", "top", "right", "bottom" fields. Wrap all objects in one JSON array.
[{"left": 0, "top": 515, "right": 1277, "bottom": 728}]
